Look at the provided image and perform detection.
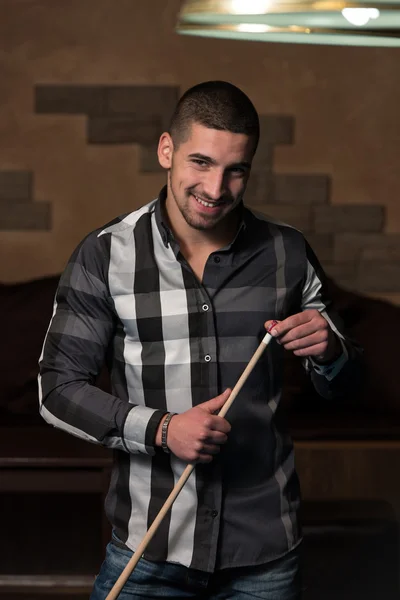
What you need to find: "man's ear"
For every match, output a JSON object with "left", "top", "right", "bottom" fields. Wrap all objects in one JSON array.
[{"left": 157, "top": 132, "right": 174, "bottom": 169}]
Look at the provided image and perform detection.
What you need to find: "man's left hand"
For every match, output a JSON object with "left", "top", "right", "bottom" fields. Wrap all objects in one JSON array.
[{"left": 265, "top": 309, "right": 341, "bottom": 364}]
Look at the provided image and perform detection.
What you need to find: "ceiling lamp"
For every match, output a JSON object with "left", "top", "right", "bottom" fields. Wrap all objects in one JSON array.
[{"left": 176, "top": 0, "right": 400, "bottom": 46}]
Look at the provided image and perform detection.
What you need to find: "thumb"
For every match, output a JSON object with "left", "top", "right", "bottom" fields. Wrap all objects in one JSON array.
[
  {"left": 201, "top": 388, "right": 231, "bottom": 414},
  {"left": 264, "top": 319, "right": 280, "bottom": 336}
]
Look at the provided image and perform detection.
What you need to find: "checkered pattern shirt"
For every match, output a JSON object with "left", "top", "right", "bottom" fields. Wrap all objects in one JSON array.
[{"left": 38, "top": 187, "right": 361, "bottom": 572}]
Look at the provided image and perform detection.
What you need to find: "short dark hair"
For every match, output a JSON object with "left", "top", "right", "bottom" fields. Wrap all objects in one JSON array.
[{"left": 169, "top": 81, "right": 259, "bottom": 152}]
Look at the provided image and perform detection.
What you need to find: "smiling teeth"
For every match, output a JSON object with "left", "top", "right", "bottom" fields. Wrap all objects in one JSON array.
[{"left": 194, "top": 194, "right": 219, "bottom": 208}]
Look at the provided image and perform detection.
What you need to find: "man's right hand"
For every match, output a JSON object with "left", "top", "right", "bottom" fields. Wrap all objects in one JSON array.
[{"left": 159, "top": 389, "right": 232, "bottom": 463}]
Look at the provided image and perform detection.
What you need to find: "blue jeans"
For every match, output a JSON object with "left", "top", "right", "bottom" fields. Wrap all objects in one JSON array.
[{"left": 90, "top": 535, "right": 302, "bottom": 599}]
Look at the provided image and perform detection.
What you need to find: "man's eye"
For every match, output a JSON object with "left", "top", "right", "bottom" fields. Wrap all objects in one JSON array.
[
  {"left": 192, "top": 159, "right": 208, "bottom": 167},
  {"left": 230, "top": 167, "right": 245, "bottom": 175}
]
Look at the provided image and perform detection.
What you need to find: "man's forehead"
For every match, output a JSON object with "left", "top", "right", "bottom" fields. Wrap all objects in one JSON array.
[
  {"left": 183, "top": 123, "right": 253, "bottom": 158},
  {"left": 187, "top": 122, "right": 248, "bottom": 141}
]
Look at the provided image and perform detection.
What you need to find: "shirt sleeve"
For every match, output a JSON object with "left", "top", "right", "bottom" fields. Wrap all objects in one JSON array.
[
  {"left": 300, "top": 240, "right": 363, "bottom": 399},
  {"left": 38, "top": 231, "right": 165, "bottom": 455}
]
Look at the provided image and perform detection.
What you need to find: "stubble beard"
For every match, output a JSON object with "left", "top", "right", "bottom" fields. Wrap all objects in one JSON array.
[{"left": 170, "top": 181, "right": 240, "bottom": 232}]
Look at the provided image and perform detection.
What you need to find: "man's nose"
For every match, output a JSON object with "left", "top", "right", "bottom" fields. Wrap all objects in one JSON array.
[{"left": 203, "top": 170, "right": 225, "bottom": 200}]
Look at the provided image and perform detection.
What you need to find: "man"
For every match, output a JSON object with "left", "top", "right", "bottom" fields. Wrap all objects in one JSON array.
[{"left": 38, "top": 81, "right": 361, "bottom": 599}]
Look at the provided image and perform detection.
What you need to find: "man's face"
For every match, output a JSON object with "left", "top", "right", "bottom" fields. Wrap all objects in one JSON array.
[{"left": 159, "top": 122, "right": 255, "bottom": 232}]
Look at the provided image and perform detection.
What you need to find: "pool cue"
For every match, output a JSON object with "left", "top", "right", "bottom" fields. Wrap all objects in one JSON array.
[{"left": 106, "top": 322, "right": 278, "bottom": 600}]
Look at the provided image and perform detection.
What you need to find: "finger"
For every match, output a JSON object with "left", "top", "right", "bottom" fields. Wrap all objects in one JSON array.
[
  {"left": 280, "top": 321, "right": 328, "bottom": 346},
  {"left": 279, "top": 316, "right": 327, "bottom": 345},
  {"left": 193, "top": 444, "right": 221, "bottom": 463},
  {"left": 201, "top": 443, "right": 221, "bottom": 455},
  {"left": 281, "top": 323, "right": 319, "bottom": 344},
  {"left": 196, "top": 454, "right": 214, "bottom": 464},
  {"left": 264, "top": 319, "right": 280, "bottom": 333},
  {"left": 202, "top": 388, "right": 231, "bottom": 414},
  {"left": 266, "top": 311, "right": 315, "bottom": 338},
  {"left": 204, "top": 431, "right": 229, "bottom": 444},
  {"left": 282, "top": 330, "right": 328, "bottom": 352},
  {"left": 293, "top": 342, "right": 328, "bottom": 358},
  {"left": 208, "top": 416, "right": 231, "bottom": 434}
]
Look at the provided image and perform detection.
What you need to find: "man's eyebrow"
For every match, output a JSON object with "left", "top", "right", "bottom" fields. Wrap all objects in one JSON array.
[
  {"left": 188, "top": 153, "right": 251, "bottom": 169},
  {"left": 188, "top": 153, "right": 217, "bottom": 164},
  {"left": 232, "top": 161, "right": 251, "bottom": 169}
]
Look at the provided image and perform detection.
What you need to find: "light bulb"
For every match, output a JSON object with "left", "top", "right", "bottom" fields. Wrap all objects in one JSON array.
[
  {"left": 237, "top": 23, "right": 270, "bottom": 32},
  {"left": 231, "top": 0, "right": 272, "bottom": 15},
  {"left": 342, "top": 8, "right": 380, "bottom": 27}
]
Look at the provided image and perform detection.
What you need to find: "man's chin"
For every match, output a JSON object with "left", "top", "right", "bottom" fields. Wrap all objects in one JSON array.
[{"left": 185, "top": 218, "right": 219, "bottom": 232}]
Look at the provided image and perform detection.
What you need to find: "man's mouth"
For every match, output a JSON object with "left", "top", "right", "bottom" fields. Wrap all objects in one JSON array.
[{"left": 192, "top": 193, "right": 225, "bottom": 208}]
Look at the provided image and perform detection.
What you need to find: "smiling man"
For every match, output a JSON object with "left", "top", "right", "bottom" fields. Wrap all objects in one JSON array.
[
  {"left": 162, "top": 124, "right": 252, "bottom": 229},
  {"left": 38, "top": 81, "right": 362, "bottom": 599}
]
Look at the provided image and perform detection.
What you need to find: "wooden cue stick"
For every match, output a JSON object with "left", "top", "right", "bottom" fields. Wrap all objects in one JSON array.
[{"left": 106, "top": 327, "right": 276, "bottom": 600}]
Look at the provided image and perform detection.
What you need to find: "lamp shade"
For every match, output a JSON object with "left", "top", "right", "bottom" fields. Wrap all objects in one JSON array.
[{"left": 176, "top": 0, "right": 400, "bottom": 46}]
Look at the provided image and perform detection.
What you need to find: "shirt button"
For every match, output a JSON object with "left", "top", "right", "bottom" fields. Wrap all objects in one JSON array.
[
  {"left": 202, "top": 304, "right": 209, "bottom": 312},
  {"left": 213, "top": 256, "right": 220, "bottom": 263},
  {"left": 211, "top": 510, "right": 218, "bottom": 518},
  {"left": 204, "top": 355, "right": 211, "bottom": 362}
]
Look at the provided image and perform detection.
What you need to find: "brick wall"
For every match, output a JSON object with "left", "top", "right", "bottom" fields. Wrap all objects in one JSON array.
[
  {"left": 0, "top": 0, "right": 399, "bottom": 305},
  {"left": 244, "top": 116, "right": 399, "bottom": 294},
  {"left": 1, "top": 83, "right": 398, "bottom": 297},
  {"left": 248, "top": 120, "right": 399, "bottom": 293},
  {"left": 0, "top": 171, "right": 51, "bottom": 230},
  {"left": 28, "top": 88, "right": 400, "bottom": 294}
]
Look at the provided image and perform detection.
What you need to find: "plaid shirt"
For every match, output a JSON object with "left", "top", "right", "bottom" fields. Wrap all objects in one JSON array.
[{"left": 39, "top": 187, "right": 360, "bottom": 572}]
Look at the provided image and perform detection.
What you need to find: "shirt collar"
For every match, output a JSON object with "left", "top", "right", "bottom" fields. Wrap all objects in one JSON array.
[{"left": 154, "top": 186, "right": 174, "bottom": 249}]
